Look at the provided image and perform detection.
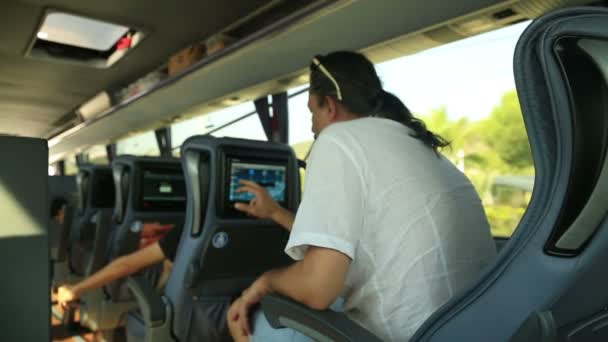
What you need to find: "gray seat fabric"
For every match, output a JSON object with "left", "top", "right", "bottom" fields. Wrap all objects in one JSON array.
[{"left": 126, "top": 311, "right": 146, "bottom": 342}]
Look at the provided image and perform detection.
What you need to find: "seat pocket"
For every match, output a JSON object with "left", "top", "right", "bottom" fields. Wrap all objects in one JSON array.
[{"left": 186, "top": 296, "right": 233, "bottom": 342}]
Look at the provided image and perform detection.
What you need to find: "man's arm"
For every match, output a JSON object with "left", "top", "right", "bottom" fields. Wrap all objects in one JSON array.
[
  {"left": 227, "top": 246, "right": 350, "bottom": 337},
  {"left": 270, "top": 207, "right": 295, "bottom": 232},
  {"left": 58, "top": 242, "right": 166, "bottom": 305},
  {"left": 264, "top": 246, "right": 350, "bottom": 309}
]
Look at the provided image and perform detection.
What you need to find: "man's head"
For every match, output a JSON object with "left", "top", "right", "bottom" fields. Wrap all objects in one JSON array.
[
  {"left": 51, "top": 197, "right": 67, "bottom": 224},
  {"left": 308, "top": 51, "right": 384, "bottom": 137}
]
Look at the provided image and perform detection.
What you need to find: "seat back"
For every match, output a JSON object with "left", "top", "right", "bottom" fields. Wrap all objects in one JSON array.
[
  {"left": 48, "top": 176, "right": 76, "bottom": 261},
  {"left": 0, "top": 137, "right": 49, "bottom": 341},
  {"left": 412, "top": 7, "right": 608, "bottom": 342},
  {"left": 164, "top": 136, "right": 299, "bottom": 341},
  {"left": 68, "top": 165, "right": 115, "bottom": 276},
  {"left": 105, "top": 156, "right": 186, "bottom": 301}
]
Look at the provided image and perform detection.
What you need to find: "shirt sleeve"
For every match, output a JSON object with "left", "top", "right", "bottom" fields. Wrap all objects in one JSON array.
[
  {"left": 285, "top": 132, "right": 365, "bottom": 261},
  {"left": 158, "top": 224, "right": 182, "bottom": 262}
]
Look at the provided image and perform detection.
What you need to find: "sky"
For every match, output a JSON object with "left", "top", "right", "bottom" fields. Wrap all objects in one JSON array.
[
  {"left": 115, "top": 21, "right": 531, "bottom": 155},
  {"left": 377, "top": 21, "right": 530, "bottom": 121}
]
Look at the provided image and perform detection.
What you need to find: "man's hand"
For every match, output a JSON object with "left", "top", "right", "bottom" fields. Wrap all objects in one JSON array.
[
  {"left": 57, "top": 285, "right": 80, "bottom": 307},
  {"left": 234, "top": 180, "right": 281, "bottom": 219},
  {"left": 227, "top": 275, "right": 271, "bottom": 338}
]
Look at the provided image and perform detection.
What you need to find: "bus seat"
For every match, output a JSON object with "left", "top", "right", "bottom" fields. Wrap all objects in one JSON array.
[
  {"left": 81, "top": 156, "right": 186, "bottom": 333},
  {"left": 105, "top": 156, "right": 185, "bottom": 303},
  {"left": 260, "top": 7, "right": 608, "bottom": 342},
  {"left": 126, "top": 136, "right": 300, "bottom": 342},
  {"left": 49, "top": 176, "right": 77, "bottom": 290},
  {"left": 67, "top": 165, "right": 115, "bottom": 279},
  {"left": 49, "top": 175, "right": 76, "bottom": 260}
]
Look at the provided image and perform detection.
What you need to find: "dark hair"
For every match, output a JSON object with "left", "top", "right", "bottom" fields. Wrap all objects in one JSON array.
[
  {"left": 50, "top": 197, "right": 67, "bottom": 218},
  {"left": 378, "top": 91, "right": 450, "bottom": 152},
  {"left": 309, "top": 51, "right": 450, "bottom": 153}
]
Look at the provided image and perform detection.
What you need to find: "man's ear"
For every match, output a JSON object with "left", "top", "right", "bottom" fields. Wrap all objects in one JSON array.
[{"left": 325, "top": 95, "right": 339, "bottom": 122}]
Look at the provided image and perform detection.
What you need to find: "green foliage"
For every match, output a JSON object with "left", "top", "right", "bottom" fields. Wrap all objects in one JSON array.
[
  {"left": 485, "top": 205, "right": 526, "bottom": 237},
  {"left": 418, "top": 90, "right": 534, "bottom": 236},
  {"left": 479, "top": 91, "right": 534, "bottom": 171}
]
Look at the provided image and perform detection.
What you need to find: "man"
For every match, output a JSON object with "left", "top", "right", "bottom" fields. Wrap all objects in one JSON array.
[
  {"left": 57, "top": 222, "right": 181, "bottom": 306},
  {"left": 227, "top": 51, "right": 497, "bottom": 341}
]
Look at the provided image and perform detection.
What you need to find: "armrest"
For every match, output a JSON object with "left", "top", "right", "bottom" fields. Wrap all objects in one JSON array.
[
  {"left": 260, "top": 294, "right": 382, "bottom": 342},
  {"left": 126, "top": 275, "right": 166, "bottom": 327}
]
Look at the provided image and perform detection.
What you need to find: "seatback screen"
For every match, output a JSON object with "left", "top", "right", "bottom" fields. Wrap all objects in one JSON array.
[
  {"left": 228, "top": 161, "right": 287, "bottom": 203},
  {"left": 139, "top": 167, "right": 186, "bottom": 211}
]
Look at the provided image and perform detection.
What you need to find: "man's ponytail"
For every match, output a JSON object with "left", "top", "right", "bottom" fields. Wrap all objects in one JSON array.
[{"left": 378, "top": 91, "right": 450, "bottom": 153}]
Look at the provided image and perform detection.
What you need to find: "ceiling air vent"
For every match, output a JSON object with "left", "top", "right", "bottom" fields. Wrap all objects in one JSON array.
[{"left": 27, "top": 11, "right": 145, "bottom": 68}]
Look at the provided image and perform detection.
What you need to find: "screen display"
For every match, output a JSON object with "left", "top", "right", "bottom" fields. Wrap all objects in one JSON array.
[
  {"left": 140, "top": 168, "right": 186, "bottom": 211},
  {"left": 229, "top": 161, "right": 287, "bottom": 203}
]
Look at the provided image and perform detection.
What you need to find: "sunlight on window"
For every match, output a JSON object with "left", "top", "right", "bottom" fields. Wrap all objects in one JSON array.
[
  {"left": 82, "top": 144, "right": 109, "bottom": 164},
  {"left": 172, "top": 102, "right": 256, "bottom": 153},
  {"left": 210, "top": 114, "right": 267, "bottom": 141},
  {"left": 116, "top": 131, "right": 159, "bottom": 157}
]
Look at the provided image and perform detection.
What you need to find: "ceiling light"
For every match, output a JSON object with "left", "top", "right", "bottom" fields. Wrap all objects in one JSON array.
[{"left": 37, "top": 12, "right": 129, "bottom": 51}]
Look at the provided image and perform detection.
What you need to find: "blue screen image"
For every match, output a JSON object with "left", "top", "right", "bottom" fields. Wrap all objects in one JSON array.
[{"left": 229, "top": 162, "right": 286, "bottom": 202}]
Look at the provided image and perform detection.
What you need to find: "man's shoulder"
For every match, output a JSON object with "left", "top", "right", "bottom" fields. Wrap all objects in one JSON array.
[{"left": 318, "top": 118, "right": 374, "bottom": 141}]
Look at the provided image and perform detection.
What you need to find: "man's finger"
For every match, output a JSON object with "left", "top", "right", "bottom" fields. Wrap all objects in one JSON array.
[
  {"left": 237, "top": 305, "right": 250, "bottom": 336},
  {"left": 238, "top": 179, "right": 262, "bottom": 188},
  {"left": 235, "top": 185, "right": 261, "bottom": 196},
  {"left": 234, "top": 202, "right": 253, "bottom": 214}
]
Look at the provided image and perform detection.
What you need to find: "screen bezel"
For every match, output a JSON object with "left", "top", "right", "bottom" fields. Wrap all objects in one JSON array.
[
  {"left": 227, "top": 160, "right": 287, "bottom": 203},
  {"left": 133, "top": 162, "right": 186, "bottom": 212},
  {"left": 219, "top": 152, "right": 290, "bottom": 218}
]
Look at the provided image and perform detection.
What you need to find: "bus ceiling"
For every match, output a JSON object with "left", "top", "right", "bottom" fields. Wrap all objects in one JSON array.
[{"left": 0, "top": 0, "right": 591, "bottom": 163}]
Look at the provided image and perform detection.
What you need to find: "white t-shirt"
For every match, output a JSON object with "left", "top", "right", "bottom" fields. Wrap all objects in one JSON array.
[{"left": 285, "top": 117, "right": 497, "bottom": 341}]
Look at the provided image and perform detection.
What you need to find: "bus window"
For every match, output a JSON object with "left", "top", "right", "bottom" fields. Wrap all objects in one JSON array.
[
  {"left": 64, "top": 157, "right": 78, "bottom": 175},
  {"left": 82, "top": 145, "right": 109, "bottom": 165},
  {"left": 209, "top": 113, "right": 266, "bottom": 141},
  {"left": 116, "top": 131, "right": 160, "bottom": 157},
  {"left": 172, "top": 102, "right": 256, "bottom": 156},
  {"left": 288, "top": 88, "right": 314, "bottom": 160},
  {"left": 375, "top": 21, "right": 534, "bottom": 238}
]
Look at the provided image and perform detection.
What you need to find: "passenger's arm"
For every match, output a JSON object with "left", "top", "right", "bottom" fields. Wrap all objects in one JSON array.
[
  {"left": 264, "top": 247, "right": 349, "bottom": 309},
  {"left": 270, "top": 207, "right": 295, "bottom": 232},
  {"left": 57, "top": 242, "right": 166, "bottom": 306},
  {"left": 234, "top": 180, "right": 295, "bottom": 231},
  {"left": 227, "top": 246, "right": 350, "bottom": 336}
]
